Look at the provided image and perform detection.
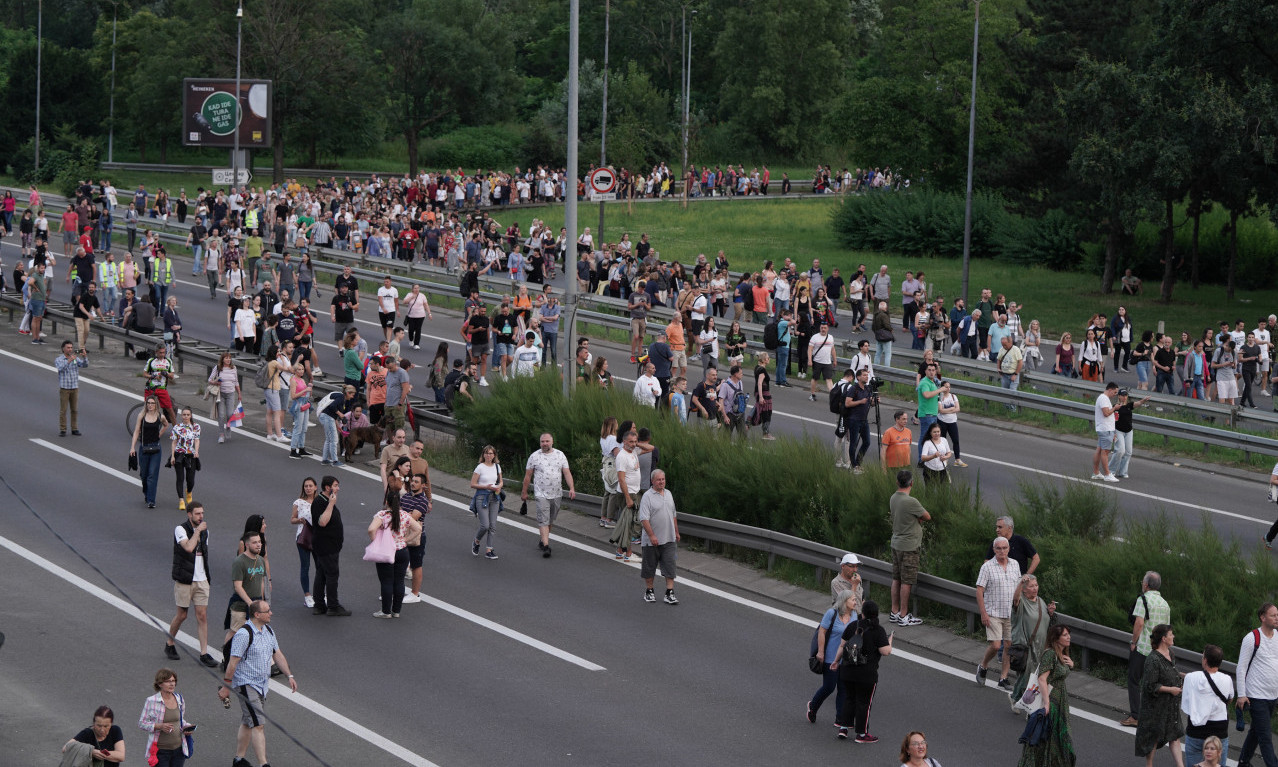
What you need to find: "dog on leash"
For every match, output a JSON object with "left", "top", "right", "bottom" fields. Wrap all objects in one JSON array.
[{"left": 342, "top": 423, "right": 385, "bottom": 463}]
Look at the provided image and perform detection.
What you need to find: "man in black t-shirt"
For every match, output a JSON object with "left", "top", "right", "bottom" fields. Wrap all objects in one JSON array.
[
  {"left": 466, "top": 304, "right": 492, "bottom": 386},
  {"left": 1152, "top": 335, "right": 1178, "bottom": 395},
  {"left": 692, "top": 368, "right": 727, "bottom": 425},
  {"left": 334, "top": 265, "right": 360, "bottom": 305},
  {"left": 330, "top": 284, "right": 356, "bottom": 342},
  {"left": 68, "top": 247, "right": 95, "bottom": 300},
  {"left": 72, "top": 281, "right": 103, "bottom": 352},
  {"left": 310, "top": 475, "right": 350, "bottom": 616},
  {"left": 843, "top": 368, "right": 873, "bottom": 471}
]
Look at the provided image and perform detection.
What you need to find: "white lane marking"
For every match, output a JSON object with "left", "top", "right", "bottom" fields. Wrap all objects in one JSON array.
[
  {"left": 420, "top": 594, "right": 603, "bottom": 671},
  {"left": 0, "top": 532, "right": 443, "bottom": 767},
  {"left": 32, "top": 438, "right": 141, "bottom": 486}
]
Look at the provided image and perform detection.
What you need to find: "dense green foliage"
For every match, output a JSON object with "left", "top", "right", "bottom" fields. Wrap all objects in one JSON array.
[{"left": 453, "top": 373, "right": 1275, "bottom": 658}]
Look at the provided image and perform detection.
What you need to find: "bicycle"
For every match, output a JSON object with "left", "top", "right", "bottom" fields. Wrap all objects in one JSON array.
[{"left": 125, "top": 394, "right": 185, "bottom": 436}]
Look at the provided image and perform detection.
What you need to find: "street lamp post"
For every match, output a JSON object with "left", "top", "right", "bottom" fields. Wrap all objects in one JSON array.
[
  {"left": 959, "top": 0, "right": 981, "bottom": 307},
  {"left": 107, "top": 1, "right": 118, "bottom": 164},
  {"left": 680, "top": 7, "right": 694, "bottom": 207},
  {"left": 563, "top": 0, "right": 579, "bottom": 396},
  {"left": 597, "top": 0, "right": 609, "bottom": 244},
  {"left": 232, "top": 0, "right": 243, "bottom": 197},
  {"left": 34, "top": 0, "right": 43, "bottom": 177}
]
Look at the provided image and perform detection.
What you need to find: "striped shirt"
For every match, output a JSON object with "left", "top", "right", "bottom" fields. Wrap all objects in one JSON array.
[
  {"left": 229, "top": 621, "right": 279, "bottom": 697},
  {"left": 976, "top": 556, "right": 1022, "bottom": 619},
  {"left": 55, "top": 353, "right": 88, "bottom": 389}
]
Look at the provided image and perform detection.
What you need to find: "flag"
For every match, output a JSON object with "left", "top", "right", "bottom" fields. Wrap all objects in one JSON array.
[{"left": 227, "top": 399, "right": 245, "bottom": 428}]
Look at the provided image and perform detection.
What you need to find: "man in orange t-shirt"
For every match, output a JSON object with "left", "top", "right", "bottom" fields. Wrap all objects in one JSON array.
[
  {"left": 880, "top": 410, "right": 913, "bottom": 470},
  {"left": 666, "top": 314, "right": 688, "bottom": 379}
]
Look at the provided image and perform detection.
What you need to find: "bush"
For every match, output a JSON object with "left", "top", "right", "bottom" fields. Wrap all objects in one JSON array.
[
  {"left": 1117, "top": 204, "right": 1278, "bottom": 289},
  {"left": 830, "top": 189, "right": 1084, "bottom": 268},
  {"left": 420, "top": 125, "right": 524, "bottom": 170}
]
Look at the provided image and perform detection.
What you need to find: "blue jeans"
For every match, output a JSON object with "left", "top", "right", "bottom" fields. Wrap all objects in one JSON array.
[
  {"left": 318, "top": 413, "right": 340, "bottom": 463},
  {"left": 542, "top": 331, "right": 558, "bottom": 365},
  {"left": 1240, "top": 697, "right": 1277, "bottom": 767},
  {"left": 297, "top": 541, "right": 311, "bottom": 595},
  {"left": 290, "top": 406, "right": 309, "bottom": 449},
  {"left": 917, "top": 414, "right": 938, "bottom": 462},
  {"left": 847, "top": 419, "right": 871, "bottom": 467},
  {"left": 155, "top": 748, "right": 187, "bottom": 767},
  {"left": 101, "top": 229, "right": 112, "bottom": 252},
  {"left": 156, "top": 283, "right": 169, "bottom": 308},
  {"left": 139, "top": 445, "right": 162, "bottom": 504},
  {"left": 809, "top": 668, "right": 845, "bottom": 722},
  {"left": 298, "top": 281, "right": 312, "bottom": 302},
  {"left": 1183, "top": 734, "right": 1227, "bottom": 767},
  {"left": 1108, "top": 430, "right": 1133, "bottom": 476},
  {"left": 1154, "top": 370, "right": 1176, "bottom": 394},
  {"left": 1136, "top": 360, "right": 1151, "bottom": 384},
  {"left": 776, "top": 346, "right": 790, "bottom": 385},
  {"left": 1190, "top": 373, "right": 1206, "bottom": 400},
  {"left": 474, "top": 490, "right": 499, "bottom": 550},
  {"left": 1001, "top": 373, "right": 1019, "bottom": 412},
  {"left": 875, "top": 340, "right": 892, "bottom": 367},
  {"left": 190, "top": 244, "right": 204, "bottom": 274}
]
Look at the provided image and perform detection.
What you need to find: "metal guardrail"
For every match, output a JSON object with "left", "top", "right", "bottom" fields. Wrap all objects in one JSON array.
[
  {"left": 0, "top": 290, "right": 1226, "bottom": 674},
  {"left": 12, "top": 184, "right": 1277, "bottom": 453}
]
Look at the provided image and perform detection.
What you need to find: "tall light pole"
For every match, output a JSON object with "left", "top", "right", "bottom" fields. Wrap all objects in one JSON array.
[
  {"left": 959, "top": 0, "right": 981, "bottom": 307},
  {"left": 34, "top": 0, "right": 43, "bottom": 177},
  {"left": 232, "top": 0, "right": 243, "bottom": 196},
  {"left": 597, "top": 0, "right": 609, "bottom": 244},
  {"left": 107, "top": 1, "right": 118, "bottom": 163},
  {"left": 680, "top": 7, "right": 694, "bottom": 206},
  {"left": 563, "top": 0, "right": 579, "bottom": 396}
]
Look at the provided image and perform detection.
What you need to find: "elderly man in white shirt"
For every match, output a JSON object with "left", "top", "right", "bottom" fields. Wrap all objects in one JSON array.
[{"left": 632, "top": 362, "right": 661, "bottom": 407}]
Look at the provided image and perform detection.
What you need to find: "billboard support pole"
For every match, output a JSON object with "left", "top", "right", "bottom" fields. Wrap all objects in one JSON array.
[{"left": 232, "top": 0, "right": 243, "bottom": 193}]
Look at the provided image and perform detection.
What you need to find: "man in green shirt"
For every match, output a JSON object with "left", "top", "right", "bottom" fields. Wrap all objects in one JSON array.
[
  {"left": 221, "top": 530, "right": 267, "bottom": 670},
  {"left": 1121, "top": 570, "right": 1171, "bottom": 727},
  {"left": 889, "top": 470, "right": 930, "bottom": 627},
  {"left": 916, "top": 363, "right": 942, "bottom": 463}
]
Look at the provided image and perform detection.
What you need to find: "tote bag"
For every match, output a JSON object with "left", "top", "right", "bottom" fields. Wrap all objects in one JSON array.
[{"left": 362, "top": 519, "right": 396, "bottom": 563}]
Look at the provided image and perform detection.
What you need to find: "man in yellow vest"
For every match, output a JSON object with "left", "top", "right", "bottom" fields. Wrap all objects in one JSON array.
[
  {"left": 98, "top": 253, "right": 120, "bottom": 324},
  {"left": 152, "top": 246, "right": 175, "bottom": 307}
]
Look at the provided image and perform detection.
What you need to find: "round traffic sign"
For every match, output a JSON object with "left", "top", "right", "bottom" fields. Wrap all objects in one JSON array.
[{"left": 588, "top": 167, "right": 617, "bottom": 195}]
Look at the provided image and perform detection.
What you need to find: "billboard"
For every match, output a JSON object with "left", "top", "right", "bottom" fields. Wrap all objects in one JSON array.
[{"left": 182, "top": 78, "right": 273, "bottom": 148}]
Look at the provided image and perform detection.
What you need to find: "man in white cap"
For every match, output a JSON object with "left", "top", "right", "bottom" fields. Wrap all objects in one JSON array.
[{"left": 830, "top": 553, "right": 864, "bottom": 609}]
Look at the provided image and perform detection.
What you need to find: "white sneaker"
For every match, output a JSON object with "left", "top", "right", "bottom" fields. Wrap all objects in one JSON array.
[
  {"left": 899, "top": 613, "right": 924, "bottom": 626},
  {"left": 304, "top": 595, "right": 315, "bottom": 608},
  {"left": 1102, "top": 474, "right": 1120, "bottom": 483},
  {"left": 479, "top": 377, "right": 489, "bottom": 387},
  {"left": 1090, "top": 473, "right": 1103, "bottom": 480},
  {"left": 400, "top": 592, "right": 422, "bottom": 604}
]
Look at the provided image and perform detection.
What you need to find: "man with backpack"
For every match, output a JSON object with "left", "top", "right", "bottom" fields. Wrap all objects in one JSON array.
[
  {"left": 716, "top": 365, "right": 749, "bottom": 437},
  {"left": 1237, "top": 603, "right": 1278, "bottom": 767},
  {"left": 217, "top": 599, "right": 298, "bottom": 767},
  {"left": 831, "top": 369, "right": 855, "bottom": 469},
  {"left": 1122, "top": 571, "right": 1171, "bottom": 727}
]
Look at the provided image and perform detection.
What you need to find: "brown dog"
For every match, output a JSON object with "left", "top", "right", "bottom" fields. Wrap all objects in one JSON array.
[{"left": 342, "top": 424, "right": 385, "bottom": 463}]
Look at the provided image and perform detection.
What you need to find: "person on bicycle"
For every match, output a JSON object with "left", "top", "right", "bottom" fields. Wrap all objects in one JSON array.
[{"left": 144, "top": 343, "right": 179, "bottom": 424}]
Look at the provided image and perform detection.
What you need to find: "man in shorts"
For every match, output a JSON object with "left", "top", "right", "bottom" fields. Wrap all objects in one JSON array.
[
  {"left": 1092, "top": 381, "right": 1120, "bottom": 482},
  {"left": 889, "top": 471, "right": 929, "bottom": 626},
  {"left": 400, "top": 472, "right": 431, "bottom": 603},
  {"left": 975, "top": 536, "right": 1021, "bottom": 689},
  {"left": 639, "top": 469, "right": 681, "bottom": 605},
  {"left": 165, "top": 502, "right": 219, "bottom": 667},
  {"left": 376, "top": 275, "right": 398, "bottom": 342},
  {"left": 808, "top": 321, "right": 837, "bottom": 402},
  {"left": 218, "top": 600, "right": 298, "bottom": 767},
  {"left": 521, "top": 432, "right": 576, "bottom": 558}
]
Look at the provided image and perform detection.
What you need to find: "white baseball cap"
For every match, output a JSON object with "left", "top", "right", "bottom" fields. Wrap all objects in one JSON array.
[{"left": 840, "top": 553, "right": 861, "bottom": 566}]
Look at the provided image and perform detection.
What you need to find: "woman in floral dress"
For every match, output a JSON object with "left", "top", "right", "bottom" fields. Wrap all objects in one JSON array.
[{"left": 1019, "top": 625, "right": 1076, "bottom": 767}]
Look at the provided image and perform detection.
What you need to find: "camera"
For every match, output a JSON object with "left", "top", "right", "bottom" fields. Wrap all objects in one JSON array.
[{"left": 868, "top": 377, "right": 884, "bottom": 392}]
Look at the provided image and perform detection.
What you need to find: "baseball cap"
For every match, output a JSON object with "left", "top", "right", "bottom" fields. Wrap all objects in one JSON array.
[
  {"left": 840, "top": 553, "right": 861, "bottom": 566},
  {"left": 1118, "top": 388, "right": 1129, "bottom": 396}
]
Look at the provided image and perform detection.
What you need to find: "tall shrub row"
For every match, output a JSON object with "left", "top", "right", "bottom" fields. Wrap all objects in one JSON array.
[{"left": 453, "top": 373, "right": 1275, "bottom": 658}]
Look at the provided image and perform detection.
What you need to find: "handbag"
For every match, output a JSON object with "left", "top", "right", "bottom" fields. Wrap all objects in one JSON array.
[
  {"left": 808, "top": 613, "right": 838, "bottom": 674},
  {"left": 362, "top": 518, "right": 396, "bottom": 564},
  {"left": 1268, "top": 484, "right": 1278, "bottom": 504},
  {"left": 297, "top": 520, "right": 313, "bottom": 551}
]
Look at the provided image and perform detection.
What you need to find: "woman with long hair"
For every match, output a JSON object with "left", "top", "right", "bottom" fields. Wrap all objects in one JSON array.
[
  {"left": 287, "top": 361, "right": 312, "bottom": 459},
  {"left": 429, "top": 342, "right": 450, "bottom": 403},
  {"left": 207, "top": 351, "right": 241, "bottom": 443},
  {"left": 831, "top": 600, "right": 894, "bottom": 743},
  {"left": 1017, "top": 625, "right": 1076, "bottom": 767},
  {"left": 698, "top": 316, "right": 720, "bottom": 376},
  {"left": 1111, "top": 306, "right": 1134, "bottom": 371},
  {"left": 1136, "top": 624, "right": 1185, "bottom": 767},
  {"left": 919, "top": 422, "right": 952, "bottom": 485},
  {"left": 1133, "top": 330, "right": 1155, "bottom": 391},
  {"left": 1054, "top": 332, "right": 1075, "bottom": 378},
  {"left": 752, "top": 351, "right": 775, "bottom": 439},
  {"left": 402, "top": 284, "right": 432, "bottom": 349},
  {"left": 1079, "top": 328, "right": 1104, "bottom": 382},
  {"left": 593, "top": 357, "right": 612, "bottom": 388},
  {"left": 168, "top": 407, "right": 200, "bottom": 512},
  {"left": 937, "top": 383, "right": 966, "bottom": 468},
  {"left": 289, "top": 477, "right": 318, "bottom": 608},
  {"left": 130, "top": 395, "right": 169, "bottom": 508},
  {"left": 469, "top": 445, "right": 503, "bottom": 560},
  {"left": 369, "top": 478, "right": 421, "bottom": 618},
  {"left": 297, "top": 252, "right": 314, "bottom": 302},
  {"left": 599, "top": 417, "right": 621, "bottom": 529}
]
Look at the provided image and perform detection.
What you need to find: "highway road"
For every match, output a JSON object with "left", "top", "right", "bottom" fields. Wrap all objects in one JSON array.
[
  {"left": 7, "top": 227, "right": 1268, "bottom": 550},
  {"left": 0, "top": 337, "right": 1144, "bottom": 766}
]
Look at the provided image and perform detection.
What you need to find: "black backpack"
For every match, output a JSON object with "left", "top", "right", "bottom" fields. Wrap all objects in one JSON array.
[
  {"left": 843, "top": 624, "right": 869, "bottom": 666},
  {"left": 829, "top": 381, "right": 847, "bottom": 415},
  {"left": 763, "top": 320, "right": 780, "bottom": 350}
]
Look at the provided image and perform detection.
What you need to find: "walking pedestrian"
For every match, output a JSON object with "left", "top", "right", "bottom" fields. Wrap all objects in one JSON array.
[
  {"left": 1180, "top": 644, "right": 1233, "bottom": 767},
  {"left": 217, "top": 600, "right": 298, "bottom": 767},
  {"left": 470, "top": 445, "right": 503, "bottom": 560},
  {"left": 1017, "top": 625, "right": 1077, "bottom": 767},
  {"left": 1009, "top": 574, "right": 1055, "bottom": 703},
  {"left": 400, "top": 471, "right": 432, "bottom": 602},
  {"left": 368, "top": 479, "right": 420, "bottom": 619},
  {"left": 1135, "top": 624, "right": 1186, "bottom": 767},
  {"left": 809, "top": 589, "right": 857, "bottom": 726},
  {"left": 830, "top": 600, "right": 893, "bottom": 742},
  {"left": 164, "top": 501, "right": 218, "bottom": 668},
  {"left": 207, "top": 352, "right": 241, "bottom": 444},
  {"left": 521, "top": 432, "right": 576, "bottom": 558},
  {"left": 1122, "top": 571, "right": 1171, "bottom": 727},
  {"left": 130, "top": 394, "right": 170, "bottom": 508},
  {"left": 168, "top": 407, "right": 200, "bottom": 511},
  {"left": 1236, "top": 602, "right": 1278, "bottom": 767},
  {"left": 137, "top": 668, "right": 194, "bottom": 767},
  {"left": 975, "top": 537, "right": 1022, "bottom": 690},
  {"left": 55, "top": 340, "right": 88, "bottom": 437}
]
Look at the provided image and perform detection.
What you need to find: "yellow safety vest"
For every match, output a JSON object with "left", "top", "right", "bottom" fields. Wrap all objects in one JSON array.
[
  {"left": 245, "top": 208, "right": 259, "bottom": 231},
  {"left": 98, "top": 260, "right": 119, "bottom": 287}
]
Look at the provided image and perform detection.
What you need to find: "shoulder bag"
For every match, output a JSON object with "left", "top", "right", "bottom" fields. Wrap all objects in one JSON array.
[{"left": 362, "top": 517, "right": 396, "bottom": 564}]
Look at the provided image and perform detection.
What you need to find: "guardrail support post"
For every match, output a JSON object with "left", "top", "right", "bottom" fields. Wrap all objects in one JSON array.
[
  {"left": 814, "top": 565, "right": 823, "bottom": 587},
  {"left": 1079, "top": 646, "right": 1092, "bottom": 671},
  {"left": 965, "top": 611, "right": 975, "bottom": 634},
  {"left": 767, "top": 553, "right": 775, "bottom": 571},
  {"left": 98, "top": 331, "right": 105, "bottom": 351}
]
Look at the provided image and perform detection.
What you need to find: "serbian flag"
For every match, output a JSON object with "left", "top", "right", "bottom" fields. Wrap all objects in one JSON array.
[{"left": 227, "top": 400, "right": 245, "bottom": 428}]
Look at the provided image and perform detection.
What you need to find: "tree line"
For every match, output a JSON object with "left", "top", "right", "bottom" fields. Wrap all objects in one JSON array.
[{"left": 1, "top": 0, "right": 1275, "bottom": 298}]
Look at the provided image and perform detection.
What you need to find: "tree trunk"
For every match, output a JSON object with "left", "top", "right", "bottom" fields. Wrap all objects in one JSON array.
[
  {"left": 1189, "top": 189, "right": 1202, "bottom": 290},
  {"left": 1227, "top": 209, "right": 1239, "bottom": 301},
  {"left": 159, "top": 136, "right": 168, "bottom": 164},
  {"left": 138, "top": 136, "right": 147, "bottom": 164},
  {"left": 1101, "top": 203, "right": 1120, "bottom": 294},
  {"left": 307, "top": 137, "right": 317, "bottom": 168},
  {"left": 405, "top": 129, "right": 420, "bottom": 178},
  {"left": 272, "top": 118, "right": 285, "bottom": 185},
  {"left": 1160, "top": 197, "right": 1176, "bottom": 303}
]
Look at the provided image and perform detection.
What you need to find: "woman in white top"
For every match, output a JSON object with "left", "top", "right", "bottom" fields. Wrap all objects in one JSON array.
[
  {"left": 289, "top": 477, "right": 318, "bottom": 607},
  {"left": 369, "top": 479, "right": 421, "bottom": 618},
  {"left": 937, "top": 385, "right": 966, "bottom": 468},
  {"left": 848, "top": 274, "right": 868, "bottom": 331},
  {"left": 698, "top": 316, "right": 720, "bottom": 376},
  {"left": 1079, "top": 327, "right": 1104, "bottom": 382},
  {"left": 233, "top": 298, "right": 256, "bottom": 352},
  {"left": 919, "top": 423, "right": 953, "bottom": 485},
  {"left": 402, "top": 284, "right": 432, "bottom": 350},
  {"left": 1022, "top": 319, "right": 1043, "bottom": 370},
  {"left": 469, "top": 445, "right": 503, "bottom": 560}
]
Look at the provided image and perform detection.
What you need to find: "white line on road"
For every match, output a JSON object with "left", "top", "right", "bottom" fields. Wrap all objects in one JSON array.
[
  {"left": 420, "top": 594, "right": 604, "bottom": 671},
  {"left": 32, "top": 438, "right": 141, "bottom": 486},
  {"left": 0, "top": 532, "right": 443, "bottom": 767}
]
